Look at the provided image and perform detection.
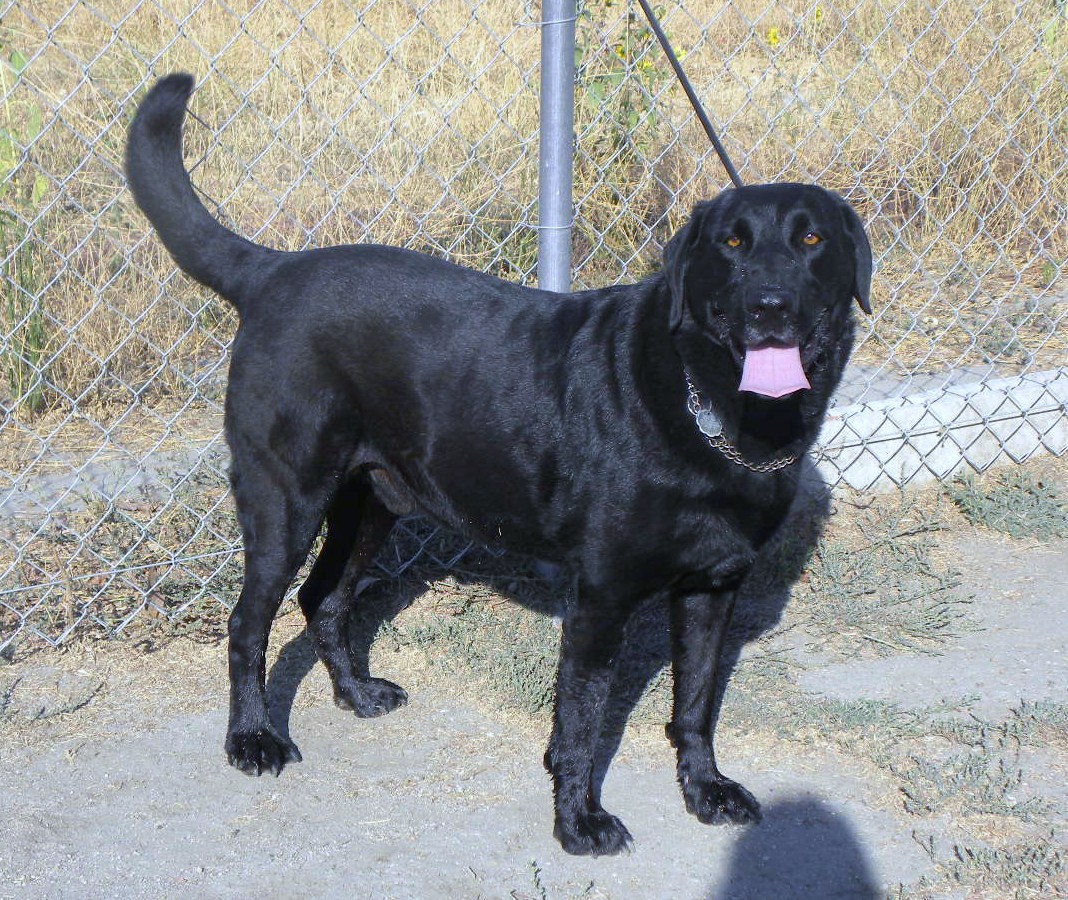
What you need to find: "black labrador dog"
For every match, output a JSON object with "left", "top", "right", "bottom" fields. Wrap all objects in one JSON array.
[{"left": 126, "top": 73, "right": 872, "bottom": 856}]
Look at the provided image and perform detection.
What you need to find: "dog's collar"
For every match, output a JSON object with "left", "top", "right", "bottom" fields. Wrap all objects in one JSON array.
[{"left": 684, "top": 373, "right": 800, "bottom": 473}]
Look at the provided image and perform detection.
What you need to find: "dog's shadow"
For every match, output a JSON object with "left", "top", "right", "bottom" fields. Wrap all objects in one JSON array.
[
  {"left": 265, "top": 460, "right": 832, "bottom": 792},
  {"left": 590, "top": 462, "right": 831, "bottom": 794}
]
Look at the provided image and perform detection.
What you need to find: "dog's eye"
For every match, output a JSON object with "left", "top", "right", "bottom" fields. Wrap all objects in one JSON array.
[
  {"left": 725, "top": 234, "right": 742, "bottom": 248},
  {"left": 802, "top": 231, "right": 822, "bottom": 246}
]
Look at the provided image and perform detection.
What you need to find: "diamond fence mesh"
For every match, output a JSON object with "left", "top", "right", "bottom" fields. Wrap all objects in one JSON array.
[{"left": 1, "top": 0, "right": 1065, "bottom": 653}]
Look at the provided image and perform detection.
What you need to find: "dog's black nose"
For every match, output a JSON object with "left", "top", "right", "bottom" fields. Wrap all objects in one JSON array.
[{"left": 746, "top": 286, "right": 798, "bottom": 318}]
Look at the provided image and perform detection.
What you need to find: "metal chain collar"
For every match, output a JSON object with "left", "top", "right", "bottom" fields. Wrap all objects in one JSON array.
[{"left": 684, "top": 374, "right": 800, "bottom": 473}]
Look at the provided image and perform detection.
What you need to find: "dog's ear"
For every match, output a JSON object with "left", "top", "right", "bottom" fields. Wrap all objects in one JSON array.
[
  {"left": 663, "top": 203, "right": 711, "bottom": 331},
  {"left": 836, "top": 195, "right": 873, "bottom": 315}
]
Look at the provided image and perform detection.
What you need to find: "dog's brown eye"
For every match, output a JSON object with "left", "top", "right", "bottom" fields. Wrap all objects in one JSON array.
[
  {"left": 725, "top": 234, "right": 742, "bottom": 248},
  {"left": 802, "top": 232, "right": 822, "bottom": 246}
]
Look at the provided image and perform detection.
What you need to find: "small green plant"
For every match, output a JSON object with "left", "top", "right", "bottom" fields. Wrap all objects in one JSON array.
[
  {"left": 975, "top": 316, "right": 1032, "bottom": 366},
  {"left": 948, "top": 834, "right": 1066, "bottom": 896},
  {"left": 947, "top": 469, "right": 1068, "bottom": 540},
  {"left": 570, "top": 2, "right": 682, "bottom": 286},
  {"left": 398, "top": 596, "right": 561, "bottom": 714},
  {"left": 575, "top": 1, "right": 675, "bottom": 157},
  {"left": 1, "top": 43, "right": 49, "bottom": 414},
  {"left": 894, "top": 747, "right": 1048, "bottom": 821},
  {"left": 795, "top": 495, "right": 973, "bottom": 658},
  {"left": 905, "top": 832, "right": 1067, "bottom": 898},
  {"left": 529, "top": 860, "right": 549, "bottom": 900}
]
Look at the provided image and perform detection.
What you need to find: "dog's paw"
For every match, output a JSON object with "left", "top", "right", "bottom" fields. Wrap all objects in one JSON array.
[
  {"left": 682, "top": 775, "right": 762, "bottom": 826},
  {"left": 554, "top": 808, "right": 634, "bottom": 857},
  {"left": 225, "top": 728, "right": 302, "bottom": 777},
  {"left": 333, "top": 677, "right": 408, "bottom": 718}
]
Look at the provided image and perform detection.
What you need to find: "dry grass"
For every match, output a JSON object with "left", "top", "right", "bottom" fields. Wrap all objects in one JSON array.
[{"left": 0, "top": 0, "right": 1063, "bottom": 421}]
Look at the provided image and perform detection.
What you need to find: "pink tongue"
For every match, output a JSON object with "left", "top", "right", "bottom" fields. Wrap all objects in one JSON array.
[{"left": 739, "top": 345, "right": 811, "bottom": 398}]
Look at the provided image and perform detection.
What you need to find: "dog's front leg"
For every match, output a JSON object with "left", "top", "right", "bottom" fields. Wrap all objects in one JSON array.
[
  {"left": 544, "top": 603, "right": 632, "bottom": 856},
  {"left": 668, "top": 587, "right": 761, "bottom": 825}
]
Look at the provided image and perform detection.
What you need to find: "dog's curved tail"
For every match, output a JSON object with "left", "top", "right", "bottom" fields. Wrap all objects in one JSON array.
[{"left": 125, "top": 73, "right": 269, "bottom": 313}]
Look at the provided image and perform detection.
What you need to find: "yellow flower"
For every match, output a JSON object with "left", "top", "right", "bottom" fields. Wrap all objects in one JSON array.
[{"left": 767, "top": 26, "right": 781, "bottom": 47}]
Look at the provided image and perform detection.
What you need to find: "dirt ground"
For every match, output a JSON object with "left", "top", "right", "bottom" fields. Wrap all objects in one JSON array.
[{"left": 2, "top": 465, "right": 1067, "bottom": 899}]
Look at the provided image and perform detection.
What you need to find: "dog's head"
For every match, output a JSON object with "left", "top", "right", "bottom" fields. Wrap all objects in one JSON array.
[{"left": 663, "top": 183, "right": 872, "bottom": 398}]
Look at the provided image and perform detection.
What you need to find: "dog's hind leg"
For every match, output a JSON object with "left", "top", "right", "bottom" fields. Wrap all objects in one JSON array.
[
  {"left": 298, "top": 477, "right": 407, "bottom": 717},
  {"left": 225, "top": 460, "right": 332, "bottom": 776},
  {"left": 544, "top": 598, "right": 634, "bottom": 856},
  {"left": 297, "top": 477, "right": 370, "bottom": 625}
]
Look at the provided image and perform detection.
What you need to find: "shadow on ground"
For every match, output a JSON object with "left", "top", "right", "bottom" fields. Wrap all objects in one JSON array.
[{"left": 710, "top": 796, "right": 882, "bottom": 899}]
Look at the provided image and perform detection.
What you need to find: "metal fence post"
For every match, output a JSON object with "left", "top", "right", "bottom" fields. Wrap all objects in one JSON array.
[{"left": 537, "top": 0, "right": 576, "bottom": 293}]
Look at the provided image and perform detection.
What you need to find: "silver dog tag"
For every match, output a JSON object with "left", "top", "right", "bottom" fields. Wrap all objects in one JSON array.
[{"left": 695, "top": 408, "right": 723, "bottom": 439}]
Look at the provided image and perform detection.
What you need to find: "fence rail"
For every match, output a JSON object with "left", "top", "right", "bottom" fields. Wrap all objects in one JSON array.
[{"left": 1, "top": 0, "right": 1065, "bottom": 653}]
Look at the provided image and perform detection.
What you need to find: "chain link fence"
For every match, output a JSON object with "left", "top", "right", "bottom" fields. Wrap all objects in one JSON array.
[{"left": 1, "top": 0, "right": 1065, "bottom": 653}]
